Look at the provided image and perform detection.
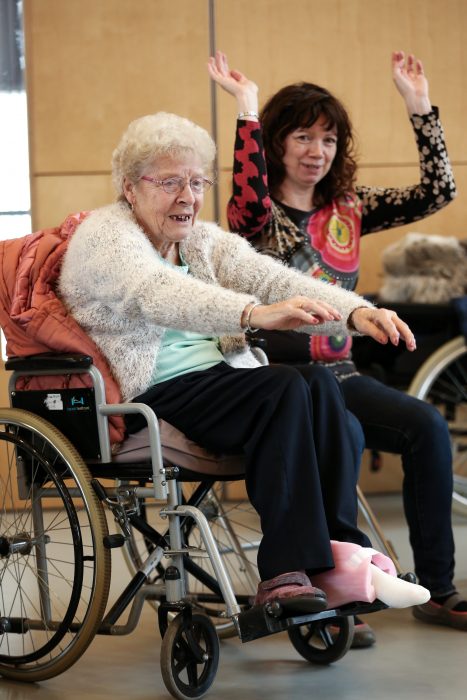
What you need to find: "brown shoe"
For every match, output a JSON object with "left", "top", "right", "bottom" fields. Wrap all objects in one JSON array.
[
  {"left": 255, "top": 571, "right": 327, "bottom": 608},
  {"left": 413, "top": 593, "right": 467, "bottom": 631},
  {"left": 331, "top": 616, "right": 376, "bottom": 648},
  {"left": 351, "top": 617, "right": 377, "bottom": 648}
]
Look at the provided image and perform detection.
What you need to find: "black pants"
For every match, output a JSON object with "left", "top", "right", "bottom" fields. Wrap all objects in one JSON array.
[
  {"left": 127, "top": 362, "right": 371, "bottom": 580},
  {"left": 342, "top": 374, "right": 455, "bottom": 596}
]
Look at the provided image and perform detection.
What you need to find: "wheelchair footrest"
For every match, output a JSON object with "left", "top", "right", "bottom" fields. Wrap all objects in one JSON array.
[{"left": 237, "top": 598, "right": 388, "bottom": 643}]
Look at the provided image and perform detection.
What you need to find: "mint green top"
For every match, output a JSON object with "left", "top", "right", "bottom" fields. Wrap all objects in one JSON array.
[{"left": 150, "top": 257, "right": 224, "bottom": 386}]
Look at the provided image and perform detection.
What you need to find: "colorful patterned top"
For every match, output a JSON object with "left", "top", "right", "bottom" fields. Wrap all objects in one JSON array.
[{"left": 227, "top": 109, "right": 457, "bottom": 378}]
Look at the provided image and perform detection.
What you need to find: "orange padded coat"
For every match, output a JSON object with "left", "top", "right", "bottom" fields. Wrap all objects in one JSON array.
[{"left": 0, "top": 212, "right": 126, "bottom": 444}]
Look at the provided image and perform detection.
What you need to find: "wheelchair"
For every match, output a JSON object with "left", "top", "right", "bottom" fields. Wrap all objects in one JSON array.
[
  {"left": 0, "top": 352, "right": 392, "bottom": 700},
  {"left": 352, "top": 298, "right": 467, "bottom": 516}
]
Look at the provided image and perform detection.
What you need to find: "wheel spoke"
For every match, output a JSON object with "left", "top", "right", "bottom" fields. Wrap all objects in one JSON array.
[
  {"left": 318, "top": 624, "right": 333, "bottom": 648},
  {"left": 409, "top": 339, "right": 467, "bottom": 516},
  {"left": 0, "top": 409, "right": 110, "bottom": 681},
  {"left": 161, "top": 612, "right": 219, "bottom": 697},
  {"left": 186, "top": 658, "right": 200, "bottom": 687},
  {"left": 288, "top": 616, "right": 354, "bottom": 664}
]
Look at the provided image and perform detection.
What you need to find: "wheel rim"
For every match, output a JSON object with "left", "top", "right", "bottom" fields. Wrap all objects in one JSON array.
[
  {"left": 288, "top": 615, "right": 354, "bottom": 664},
  {"left": 161, "top": 612, "right": 219, "bottom": 699},
  {"left": 426, "top": 357, "right": 467, "bottom": 499},
  {"left": 0, "top": 410, "right": 110, "bottom": 679},
  {"left": 0, "top": 428, "right": 84, "bottom": 662},
  {"left": 408, "top": 338, "right": 467, "bottom": 515}
]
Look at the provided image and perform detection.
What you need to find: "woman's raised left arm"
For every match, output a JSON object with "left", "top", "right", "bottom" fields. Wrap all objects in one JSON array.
[
  {"left": 391, "top": 50, "right": 431, "bottom": 116},
  {"left": 357, "top": 52, "right": 456, "bottom": 235}
]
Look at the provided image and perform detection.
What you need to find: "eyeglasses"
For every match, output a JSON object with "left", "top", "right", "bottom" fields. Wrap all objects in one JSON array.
[{"left": 140, "top": 175, "right": 214, "bottom": 195}]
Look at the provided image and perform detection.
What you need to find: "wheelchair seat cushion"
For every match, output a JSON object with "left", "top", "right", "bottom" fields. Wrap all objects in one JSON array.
[{"left": 113, "top": 419, "right": 245, "bottom": 476}]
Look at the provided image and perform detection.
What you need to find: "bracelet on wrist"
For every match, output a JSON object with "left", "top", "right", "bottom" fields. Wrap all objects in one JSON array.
[
  {"left": 238, "top": 111, "right": 259, "bottom": 120},
  {"left": 244, "top": 302, "right": 262, "bottom": 334}
]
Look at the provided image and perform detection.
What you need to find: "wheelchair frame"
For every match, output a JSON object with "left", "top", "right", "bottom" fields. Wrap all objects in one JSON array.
[
  {"left": 0, "top": 353, "right": 391, "bottom": 700},
  {"left": 407, "top": 334, "right": 467, "bottom": 515}
]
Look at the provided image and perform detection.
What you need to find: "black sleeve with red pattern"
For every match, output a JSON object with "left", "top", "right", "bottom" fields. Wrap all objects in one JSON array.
[{"left": 227, "top": 120, "right": 272, "bottom": 237}]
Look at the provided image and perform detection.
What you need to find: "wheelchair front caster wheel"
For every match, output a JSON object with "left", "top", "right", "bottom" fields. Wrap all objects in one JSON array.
[
  {"left": 160, "top": 612, "right": 219, "bottom": 700},
  {"left": 288, "top": 614, "right": 354, "bottom": 664}
]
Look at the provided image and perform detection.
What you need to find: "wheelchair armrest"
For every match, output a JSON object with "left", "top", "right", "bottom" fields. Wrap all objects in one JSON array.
[{"left": 5, "top": 353, "right": 93, "bottom": 372}]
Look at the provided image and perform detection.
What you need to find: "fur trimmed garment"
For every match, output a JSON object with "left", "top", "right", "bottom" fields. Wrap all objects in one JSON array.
[
  {"left": 58, "top": 202, "right": 373, "bottom": 401},
  {"left": 379, "top": 232, "right": 467, "bottom": 304}
]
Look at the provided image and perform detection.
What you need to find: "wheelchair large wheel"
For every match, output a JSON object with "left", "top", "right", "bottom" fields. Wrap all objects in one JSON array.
[
  {"left": 160, "top": 611, "right": 219, "bottom": 700},
  {"left": 121, "top": 482, "right": 260, "bottom": 638},
  {"left": 288, "top": 615, "right": 354, "bottom": 664},
  {"left": 0, "top": 408, "right": 111, "bottom": 682},
  {"left": 408, "top": 336, "right": 467, "bottom": 516}
]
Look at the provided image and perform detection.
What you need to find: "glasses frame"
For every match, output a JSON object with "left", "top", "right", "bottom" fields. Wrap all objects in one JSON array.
[{"left": 140, "top": 175, "right": 214, "bottom": 195}]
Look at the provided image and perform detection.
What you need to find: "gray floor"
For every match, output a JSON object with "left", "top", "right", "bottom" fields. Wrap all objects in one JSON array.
[{"left": 1, "top": 494, "right": 466, "bottom": 700}]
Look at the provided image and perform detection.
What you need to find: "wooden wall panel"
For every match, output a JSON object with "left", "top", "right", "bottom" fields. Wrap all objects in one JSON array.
[
  {"left": 24, "top": 0, "right": 212, "bottom": 229},
  {"left": 214, "top": 0, "right": 467, "bottom": 166},
  {"left": 33, "top": 175, "right": 115, "bottom": 230},
  {"left": 25, "top": 0, "right": 211, "bottom": 173}
]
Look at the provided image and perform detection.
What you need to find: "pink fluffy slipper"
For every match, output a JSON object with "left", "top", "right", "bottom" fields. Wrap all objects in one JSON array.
[{"left": 312, "top": 540, "right": 397, "bottom": 609}]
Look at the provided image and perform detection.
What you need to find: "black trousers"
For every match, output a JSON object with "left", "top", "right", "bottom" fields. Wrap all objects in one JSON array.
[{"left": 127, "top": 362, "right": 371, "bottom": 580}]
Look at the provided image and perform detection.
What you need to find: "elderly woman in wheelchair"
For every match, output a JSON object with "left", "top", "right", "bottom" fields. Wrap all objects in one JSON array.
[{"left": 0, "top": 111, "right": 428, "bottom": 699}]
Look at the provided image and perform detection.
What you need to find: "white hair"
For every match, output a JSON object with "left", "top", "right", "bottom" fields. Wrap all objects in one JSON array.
[{"left": 111, "top": 112, "right": 216, "bottom": 199}]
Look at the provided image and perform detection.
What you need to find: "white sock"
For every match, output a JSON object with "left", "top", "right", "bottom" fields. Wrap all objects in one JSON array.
[{"left": 370, "top": 564, "right": 430, "bottom": 608}]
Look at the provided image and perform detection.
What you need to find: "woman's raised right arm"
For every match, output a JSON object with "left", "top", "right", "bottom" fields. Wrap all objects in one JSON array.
[{"left": 208, "top": 50, "right": 272, "bottom": 238}]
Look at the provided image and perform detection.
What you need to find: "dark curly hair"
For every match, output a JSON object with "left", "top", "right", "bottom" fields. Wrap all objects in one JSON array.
[{"left": 260, "top": 82, "right": 358, "bottom": 208}]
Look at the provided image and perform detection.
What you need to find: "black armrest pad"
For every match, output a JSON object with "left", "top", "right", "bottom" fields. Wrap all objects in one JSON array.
[{"left": 5, "top": 353, "right": 93, "bottom": 372}]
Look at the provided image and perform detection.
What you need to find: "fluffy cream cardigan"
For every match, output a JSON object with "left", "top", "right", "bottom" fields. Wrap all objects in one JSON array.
[{"left": 58, "top": 202, "right": 372, "bottom": 400}]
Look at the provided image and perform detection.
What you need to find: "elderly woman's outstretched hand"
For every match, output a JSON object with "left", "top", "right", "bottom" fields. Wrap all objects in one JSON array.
[
  {"left": 392, "top": 50, "right": 431, "bottom": 116},
  {"left": 244, "top": 297, "right": 342, "bottom": 332},
  {"left": 348, "top": 307, "right": 417, "bottom": 351},
  {"left": 246, "top": 300, "right": 416, "bottom": 350},
  {"left": 207, "top": 50, "right": 259, "bottom": 115}
]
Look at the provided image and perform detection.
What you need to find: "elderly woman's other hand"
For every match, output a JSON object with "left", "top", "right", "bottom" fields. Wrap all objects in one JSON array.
[
  {"left": 348, "top": 307, "right": 417, "bottom": 351},
  {"left": 243, "top": 297, "right": 342, "bottom": 332},
  {"left": 207, "top": 50, "right": 259, "bottom": 116}
]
